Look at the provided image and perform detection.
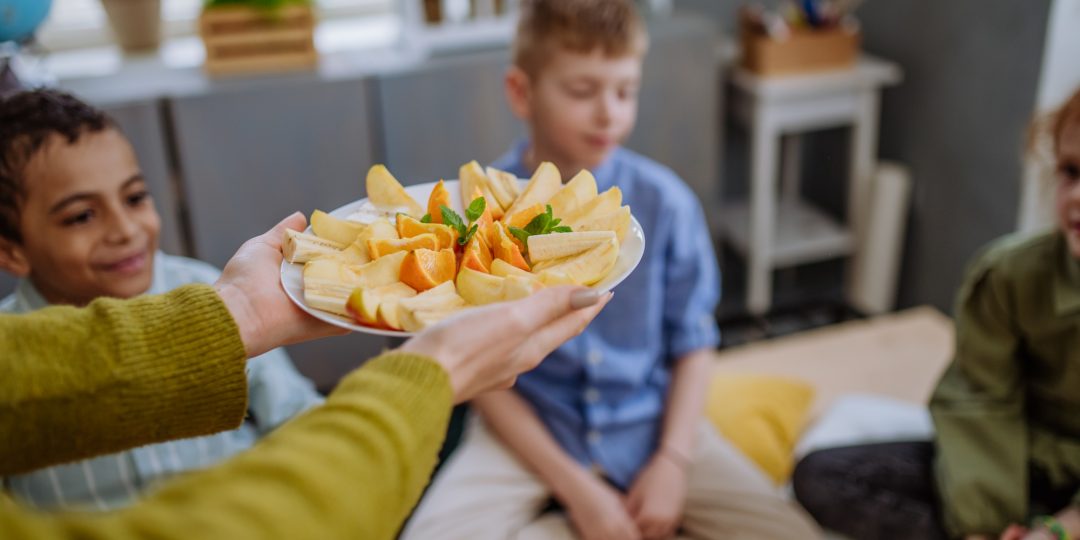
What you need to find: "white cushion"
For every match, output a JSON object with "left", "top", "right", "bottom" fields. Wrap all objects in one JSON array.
[{"left": 795, "top": 394, "right": 934, "bottom": 458}]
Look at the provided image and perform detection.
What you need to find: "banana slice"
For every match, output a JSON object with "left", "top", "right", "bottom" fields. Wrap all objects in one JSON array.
[
  {"left": 526, "top": 231, "right": 616, "bottom": 263},
  {"left": 284, "top": 229, "right": 345, "bottom": 264}
]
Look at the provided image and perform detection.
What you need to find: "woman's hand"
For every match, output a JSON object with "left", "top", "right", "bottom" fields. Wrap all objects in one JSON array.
[
  {"left": 215, "top": 212, "right": 347, "bottom": 358},
  {"left": 399, "top": 286, "right": 611, "bottom": 402}
]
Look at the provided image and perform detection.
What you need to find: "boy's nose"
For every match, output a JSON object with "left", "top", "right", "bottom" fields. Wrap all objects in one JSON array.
[{"left": 105, "top": 212, "right": 140, "bottom": 244}]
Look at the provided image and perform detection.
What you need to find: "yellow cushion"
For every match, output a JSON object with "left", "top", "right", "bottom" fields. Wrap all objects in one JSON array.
[{"left": 705, "top": 374, "right": 815, "bottom": 485}]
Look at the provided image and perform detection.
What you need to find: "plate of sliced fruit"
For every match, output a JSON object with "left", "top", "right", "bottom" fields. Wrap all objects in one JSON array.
[{"left": 280, "top": 160, "right": 645, "bottom": 336}]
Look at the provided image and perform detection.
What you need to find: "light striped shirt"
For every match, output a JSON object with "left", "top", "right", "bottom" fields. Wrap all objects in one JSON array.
[{"left": 1, "top": 252, "right": 325, "bottom": 511}]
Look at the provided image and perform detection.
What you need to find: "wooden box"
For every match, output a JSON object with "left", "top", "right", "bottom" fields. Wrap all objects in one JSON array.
[
  {"left": 740, "top": 18, "right": 860, "bottom": 77},
  {"left": 199, "top": 5, "right": 317, "bottom": 77}
]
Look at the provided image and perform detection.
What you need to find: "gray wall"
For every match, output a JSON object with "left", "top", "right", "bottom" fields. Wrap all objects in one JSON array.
[
  {"left": 860, "top": 1, "right": 1052, "bottom": 311},
  {"left": 682, "top": 0, "right": 1053, "bottom": 312}
]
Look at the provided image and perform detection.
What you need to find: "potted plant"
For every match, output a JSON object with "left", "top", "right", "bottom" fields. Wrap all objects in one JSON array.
[
  {"left": 99, "top": 0, "right": 162, "bottom": 53},
  {"left": 199, "top": 0, "right": 317, "bottom": 76}
]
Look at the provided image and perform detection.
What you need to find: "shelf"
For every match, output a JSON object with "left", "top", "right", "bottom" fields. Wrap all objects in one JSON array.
[{"left": 719, "top": 198, "right": 854, "bottom": 268}]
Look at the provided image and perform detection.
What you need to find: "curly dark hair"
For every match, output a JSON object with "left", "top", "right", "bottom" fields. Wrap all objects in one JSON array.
[{"left": 0, "top": 89, "right": 114, "bottom": 243}]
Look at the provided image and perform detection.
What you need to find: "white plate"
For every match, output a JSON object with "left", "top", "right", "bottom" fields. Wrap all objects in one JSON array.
[{"left": 281, "top": 179, "right": 645, "bottom": 337}]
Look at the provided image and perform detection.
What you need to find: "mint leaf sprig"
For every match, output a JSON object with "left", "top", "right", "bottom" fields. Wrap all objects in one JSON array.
[
  {"left": 440, "top": 196, "right": 486, "bottom": 246},
  {"left": 508, "top": 204, "right": 572, "bottom": 245}
]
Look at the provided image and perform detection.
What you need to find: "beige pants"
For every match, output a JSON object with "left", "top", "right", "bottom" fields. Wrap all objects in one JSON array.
[{"left": 402, "top": 418, "right": 821, "bottom": 540}]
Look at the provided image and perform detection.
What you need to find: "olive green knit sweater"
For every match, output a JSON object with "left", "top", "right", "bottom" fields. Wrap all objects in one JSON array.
[{"left": 0, "top": 284, "right": 452, "bottom": 539}]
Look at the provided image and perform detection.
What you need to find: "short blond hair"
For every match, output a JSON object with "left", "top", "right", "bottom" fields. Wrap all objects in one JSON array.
[{"left": 512, "top": 0, "right": 649, "bottom": 77}]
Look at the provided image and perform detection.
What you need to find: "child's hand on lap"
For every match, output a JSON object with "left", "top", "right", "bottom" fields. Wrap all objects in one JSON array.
[
  {"left": 625, "top": 450, "right": 688, "bottom": 539},
  {"left": 565, "top": 475, "right": 641, "bottom": 540}
]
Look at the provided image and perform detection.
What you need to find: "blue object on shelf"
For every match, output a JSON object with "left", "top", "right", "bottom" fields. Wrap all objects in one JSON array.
[
  {"left": 801, "top": 0, "right": 821, "bottom": 27},
  {"left": 0, "top": 0, "right": 53, "bottom": 44}
]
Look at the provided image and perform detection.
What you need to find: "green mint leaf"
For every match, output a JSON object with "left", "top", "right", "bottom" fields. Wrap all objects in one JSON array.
[
  {"left": 465, "top": 197, "right": 486, "bottom": 223},
  {"left": 524, "top": 212, "right": 551, "bottom": 236},
  {"left": 551, "top": 226, "right": 573, "bottom": 233},
  {"left": 508, "top": 226, "right": 531, "bottom": 245},
  {"left": 460, "top": 224, "right": 479, "bottom": 245},
  {"left": 440, "top": 205, "right": 466, "bottom": 236},
  {"left": 420, "top": 213, "right": 432, "bottom": 224}
]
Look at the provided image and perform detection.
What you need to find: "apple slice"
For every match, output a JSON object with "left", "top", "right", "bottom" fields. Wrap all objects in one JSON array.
[
  {"left": 347, "top": 282, "right": 416, "bottom": 325},
  {"left": 490, "top": 258, "right": 537, "bottom": 280},
  {"left": 563, "top": 187, "right": 622, "bottom": 229},
  {"left": 547, "top": 169, "right": 598, "bottom": 220},
  {"left": 355, "top": 250, "right": 408, "bottom": 289},
  {"left": 503, "top": 162, "right": 561, "bottom": 221},
  {"left": 311, "top": 210, "right": 366, "bottom": 245},
  {"left": 502, "top": 276, "right": 542, "bottom": 301},
  {"left": 537, "top": 270, "right": 576, "bottom": 286},
  {"left": 485, "top": 166, "right": 521, "bottom": 210},
  {"left": 366, "top": 164, "right": 424, "bottom": 217},
  {"left": 460, "top": 161, "right": 505, "bottom": 219},
  {"left": 400, "top": 309, "right": 460, "bottom": 333},
  {"left": 573, "top": 206, "right": 632, "bottom": 242},
  {"left": 398, "top": 282, "right": 466, "bottom": 331},
  {"left": 457, "top": 267, "right": 507, "bottom": 306}
]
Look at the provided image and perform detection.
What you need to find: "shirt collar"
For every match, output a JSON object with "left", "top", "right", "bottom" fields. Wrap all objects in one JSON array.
[
  {"left": 1054, "top": 234, "right": 1080, "bottom": 316},
  {"left": 11, "top": 251, "right": 168, "bottom": 312}
]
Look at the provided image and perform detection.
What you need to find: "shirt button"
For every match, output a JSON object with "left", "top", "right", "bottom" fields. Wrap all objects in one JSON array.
[
  {"left": 587, "top": 430, "right": 602, "bottom": 445},
  {"left": 584, "top": 388, "right": 601, "bottom": 403},
  {"left": 587, "top": 350, "right": 603, "bottom": 366}
]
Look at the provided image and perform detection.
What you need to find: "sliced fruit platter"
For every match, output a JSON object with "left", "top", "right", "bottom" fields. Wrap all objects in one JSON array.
[{"left": 279, "top": 160, "right": 645, "bottom": 336}]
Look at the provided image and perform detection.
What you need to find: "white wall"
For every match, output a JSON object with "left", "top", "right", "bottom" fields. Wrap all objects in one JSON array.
[{"left": 1018, "top": 0, "right": 1080, "bottom": 232}]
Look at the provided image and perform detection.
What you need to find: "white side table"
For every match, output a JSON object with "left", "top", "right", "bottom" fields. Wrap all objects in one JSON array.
[{"left": 722, "top": 55, "right": 903, "bottom": 315}]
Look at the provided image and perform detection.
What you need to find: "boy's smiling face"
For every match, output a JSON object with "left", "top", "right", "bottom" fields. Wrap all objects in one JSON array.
[
  {"left": 1057, "top": 121, "right": 1080, "bottom": 258},
  {"left": 0, "top": 129, "right": 160, "bottom": 306},
  {"left": 507, "top": 48, "right": 642, "bottom": 176}
]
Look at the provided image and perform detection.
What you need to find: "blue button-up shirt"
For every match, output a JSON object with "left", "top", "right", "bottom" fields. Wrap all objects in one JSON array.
[
  {"left": 491, "top": 142, "right": 721, "bottom": 488},
  {"left": 1, "top": 253, "right": 324, "bottom": 511}
]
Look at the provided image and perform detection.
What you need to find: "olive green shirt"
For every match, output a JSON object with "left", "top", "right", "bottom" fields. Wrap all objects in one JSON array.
[{"left": 931, "top": 231, "right": 1080, "bottom": 537}]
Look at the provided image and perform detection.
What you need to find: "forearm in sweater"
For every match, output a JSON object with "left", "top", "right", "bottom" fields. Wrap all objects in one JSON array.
[
  {"left": 0, "top": 284, "right": 249, "bottom": 475},
  {"left": 0, "top": 352, "right": 453, "bottom": 540}
]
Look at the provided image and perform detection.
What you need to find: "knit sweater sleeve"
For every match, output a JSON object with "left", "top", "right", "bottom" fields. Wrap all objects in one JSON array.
[
  {"left": 0, "top": 284, "right": 248, "bottom": 475},
  {"left": 0, "top": 352, "right": 453, "bottom": 540}
]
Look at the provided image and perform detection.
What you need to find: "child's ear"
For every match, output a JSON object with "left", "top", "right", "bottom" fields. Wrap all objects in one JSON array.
[
  {"left": 505, "top": 66, "right": 533, "bottom": 122},
  {"left": 0, "top": 237, "right": 30, "bottom": 277}
]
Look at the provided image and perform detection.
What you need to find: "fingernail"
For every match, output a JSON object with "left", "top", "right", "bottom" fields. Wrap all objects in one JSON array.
[{"left": 570, "top": 289, "right": 602, "bottom": 309}]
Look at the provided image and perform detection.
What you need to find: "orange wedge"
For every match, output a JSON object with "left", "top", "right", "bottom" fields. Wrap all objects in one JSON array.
[
  {"left": 427, "top": 180, "right": 452, "bottom": 224},
  {"left": 397, "top": 214, "right": 458, "bottom": 250},
  {"left": 367, "top": 233, "right": 438, "bottom": 260},
  {"left": 504, "top": 203, "right": 545, "bottom": 229},
  {"left": 468, "top": 186, "right": 496, "bottom": 247},
  {"left": 460, "top": 233, "right": 494, "bottom": 274},
  {"left": 494, "top": 223, "right": 530, "bottom": 272},
  {"left": 401, "top": 248, "right": 457, "bottom": 292}
]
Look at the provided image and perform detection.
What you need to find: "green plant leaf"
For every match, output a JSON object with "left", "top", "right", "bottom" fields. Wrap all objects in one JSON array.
[
  {"left": 466, "top": 197, "right": 486, "bottom": 223},
  {"left": 440, "top": 205, "right": 466, "bottom": 236},
  {"left": 524, "top": 212, "right": 551, "bottom": 236},
  {"left": 460, "top": 224, "right": 479, "bottom": 246},
  {"left": 509, "top": 226, "right": 531, "bottom": 245}
]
